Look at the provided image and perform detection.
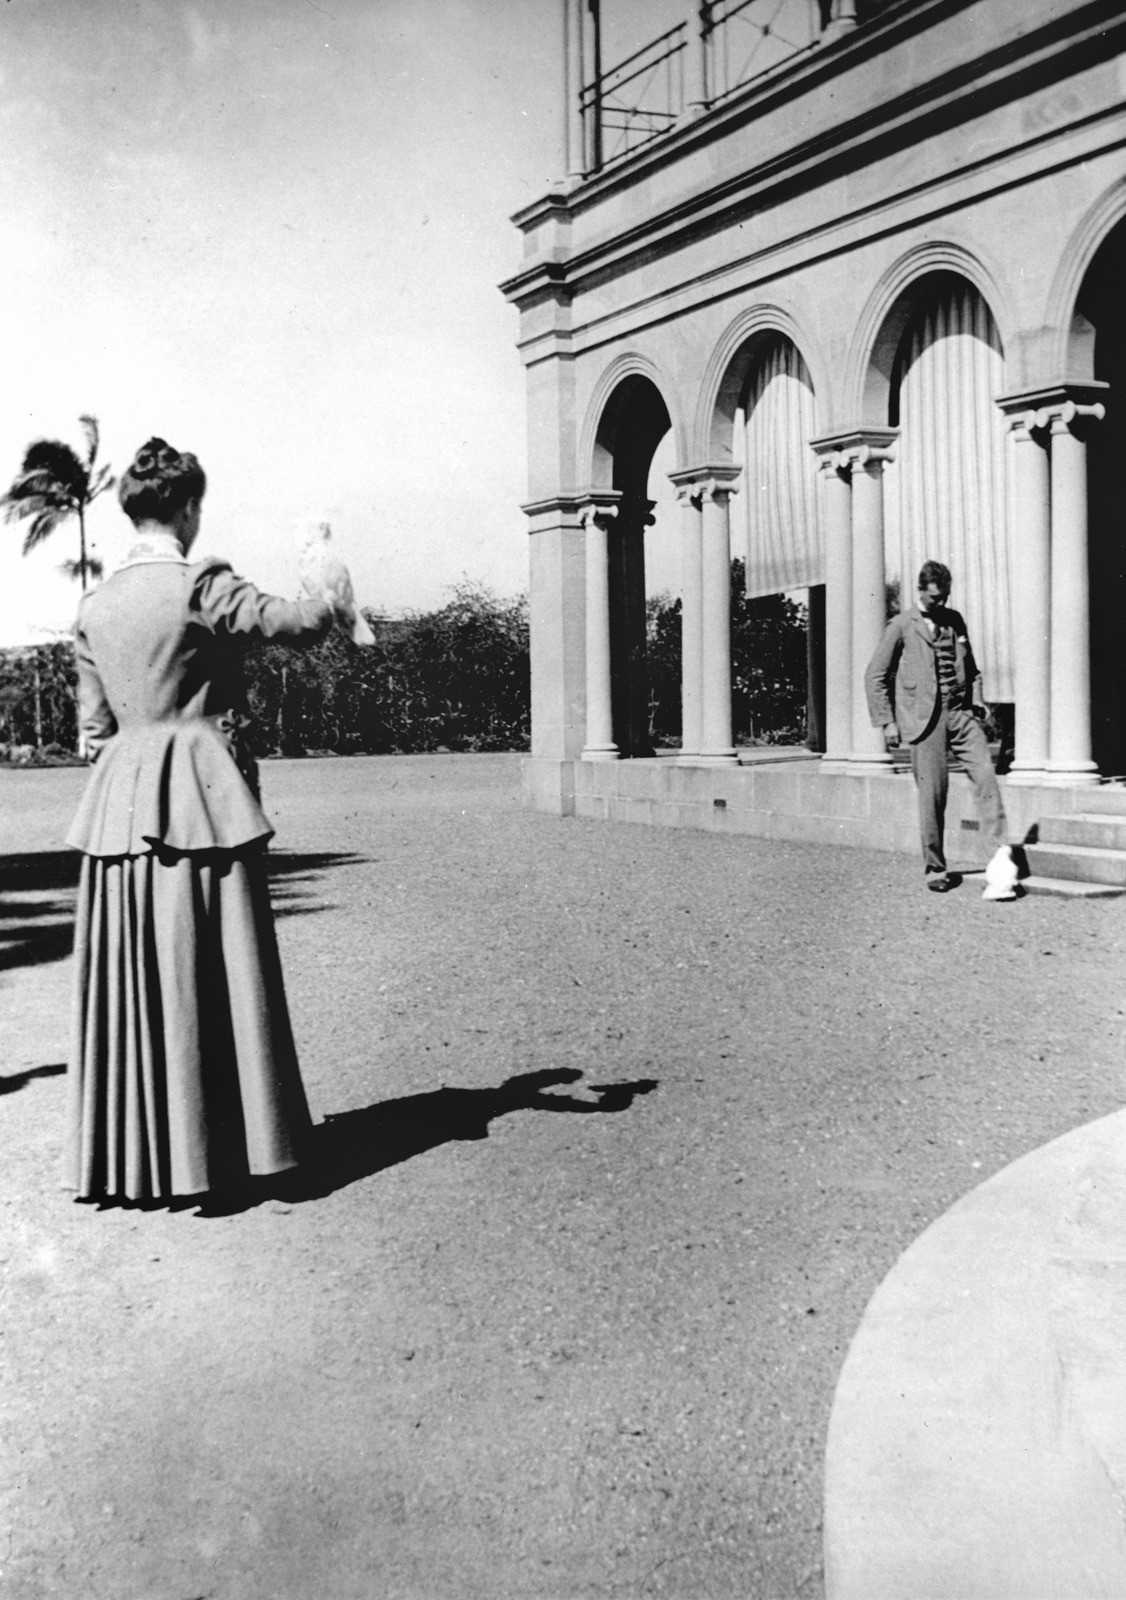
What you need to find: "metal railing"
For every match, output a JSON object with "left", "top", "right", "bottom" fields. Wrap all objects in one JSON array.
[
  {"left": 706, "top": 0, "right": 822, "bottom": 105},
  {"left": 578, "top": 1, "right": 830, "bottom": 174},
  {"left": 578, "top": 22, "right": 687, "bottom": 170}
]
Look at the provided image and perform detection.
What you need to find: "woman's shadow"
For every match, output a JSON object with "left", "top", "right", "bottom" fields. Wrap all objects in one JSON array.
[{"left": 198, "top": 1068, "right": 658, "bottom": 1214}]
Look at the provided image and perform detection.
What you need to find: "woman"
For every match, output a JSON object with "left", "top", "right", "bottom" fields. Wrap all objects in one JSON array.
[{"left": 65, "top": 437, "right": 336, "bottom": 1204}]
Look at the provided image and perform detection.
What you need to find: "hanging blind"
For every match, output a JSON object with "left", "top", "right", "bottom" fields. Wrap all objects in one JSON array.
[
  {"left": 739, "top": 336, "right": 821, "bottom": 598},
  {"left": 883, "top": 281, "right": 1013, "bottom": 701}
]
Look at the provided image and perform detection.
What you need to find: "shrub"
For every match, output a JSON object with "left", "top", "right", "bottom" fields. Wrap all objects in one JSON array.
[
  {"left": 243, "top": 582, "right": 530, "bottom": 756},
  {"left": 646, "top": 560, "right": 809, "bottom": 746},
  {"left": 0, "top": 641, "right": 78, "bottom": 750},
  {"left": 0, "top": 584, "right": 532, "bottom": 759}
]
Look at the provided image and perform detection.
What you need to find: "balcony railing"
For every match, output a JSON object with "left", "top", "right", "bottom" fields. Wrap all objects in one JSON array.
[
  {"left": 706, "top": 0, "right": 822, "bottom": 105},
  {"left": 578, "top": 23, "right": 688, "bottom": 169},
  {"left": 571, "top": 0, "right": 851, "bottom": 176}
]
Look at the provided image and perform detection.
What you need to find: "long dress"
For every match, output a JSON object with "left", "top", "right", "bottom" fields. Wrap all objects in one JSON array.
[{"left": 65, "top": 541, "right": 333, "bottom": 1201}]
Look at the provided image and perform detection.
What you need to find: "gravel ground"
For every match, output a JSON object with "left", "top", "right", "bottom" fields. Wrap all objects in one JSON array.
[{"left": 2, "top": 753, "right": 1125, "bottom": 1600}]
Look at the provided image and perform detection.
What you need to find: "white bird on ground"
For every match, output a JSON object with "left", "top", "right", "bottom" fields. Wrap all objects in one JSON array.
[
  {"left": 297, "top": 521, "right": 375, "bottom": 647},
  {"left": 982, "top": 844, "right": 1019, "bottom": 901}
]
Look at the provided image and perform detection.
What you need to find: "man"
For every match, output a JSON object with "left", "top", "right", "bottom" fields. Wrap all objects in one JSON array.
[{"left": 865, "top": 559, "right": 1016, "bottom": 899}]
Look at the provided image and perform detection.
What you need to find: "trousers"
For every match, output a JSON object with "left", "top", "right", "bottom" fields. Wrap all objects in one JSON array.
[{"left": 909, "top": 706, "right": 1008, "bottom": 877}]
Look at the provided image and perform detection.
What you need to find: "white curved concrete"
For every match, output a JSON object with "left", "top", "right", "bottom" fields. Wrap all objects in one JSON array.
[{"left": 825, "top": 1110, "right": 1126, "bottom": 1599}]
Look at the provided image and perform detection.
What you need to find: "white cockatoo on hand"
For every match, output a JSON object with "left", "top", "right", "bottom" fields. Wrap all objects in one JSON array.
[{"left": 297, "top": 521, "right": 375, "bottom": 647}]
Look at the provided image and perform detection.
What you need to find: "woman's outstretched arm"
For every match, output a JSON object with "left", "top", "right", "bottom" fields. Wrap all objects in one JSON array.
[{"left": 193, "top": 560, "right": 335, "bottom": 644}]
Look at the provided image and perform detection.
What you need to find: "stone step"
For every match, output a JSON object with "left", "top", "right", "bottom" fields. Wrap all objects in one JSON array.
[
  {"left": 1019, "top": 874, "right": 1126, "bottom": 899},
  {"left": 1037, "top": 813, "right": 1126, "bottom": 851},
  {"left": 1074, "top": 784, "right": 1126, "bottom": 815},
  {"left": 1023, "top": 840, "right": 1126, "bottom": 887}
]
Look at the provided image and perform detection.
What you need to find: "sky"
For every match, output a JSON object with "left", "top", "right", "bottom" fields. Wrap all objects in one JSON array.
[{"left": 0, "top": 0, "right": 697, "bottom": 646}]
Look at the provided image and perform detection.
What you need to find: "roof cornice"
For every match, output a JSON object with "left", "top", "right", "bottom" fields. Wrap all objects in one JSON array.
[{"left": 500, "top": 0, "right": 1126, "bottom": 307}]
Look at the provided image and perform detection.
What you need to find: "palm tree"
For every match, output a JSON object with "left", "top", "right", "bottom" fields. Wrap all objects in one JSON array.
[{"left": 1, "top": 415, "right": 115, "bottom": 591}]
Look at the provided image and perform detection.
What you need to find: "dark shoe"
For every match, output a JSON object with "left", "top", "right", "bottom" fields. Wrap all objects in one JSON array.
[{"left": 926, "top": 875, "right": 952, "bottom": 893}]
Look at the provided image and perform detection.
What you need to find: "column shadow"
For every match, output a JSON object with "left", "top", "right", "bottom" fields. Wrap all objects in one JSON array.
[
  {"left": 266, "top": 850, "right": 370, "bottom": 919},
  {"left": 0, "top": 852, "right": 80, "bottom": 973},
  {"left": 0, "top": 847, "right": 365, "bottom": 975},
  {"left": 0, "top": 903, "right": 76, "bottom": 972},
  {"left": 195, "top": 1068, "right": 659, "bottom": 1215},
  {"left": 0, "top": 851, "right": 81, "bottom": 893}
]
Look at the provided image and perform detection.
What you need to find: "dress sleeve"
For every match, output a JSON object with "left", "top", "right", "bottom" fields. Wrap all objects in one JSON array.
[
  {"left": 74, "top": 613, "right": 117, "bottom": 760},
  {"left": 192, "top": 560, "right": 333, "bottom": 644}
]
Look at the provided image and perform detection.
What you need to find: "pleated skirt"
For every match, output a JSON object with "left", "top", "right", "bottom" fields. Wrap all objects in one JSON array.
[{"left": 66, "top": 845, "right": 313, "bottom": 1201}]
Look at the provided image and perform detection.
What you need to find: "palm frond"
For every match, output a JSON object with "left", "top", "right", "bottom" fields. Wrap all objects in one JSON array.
[
  {"left": 78, "top": 415, "right": 99, "bottom": 468},
  {"left": 22, "top": 509, "right": 69, "bottom": 554},
  {"left": 2, "top": 492, "right": 69, "bottom": 525},
  {"left": 4, "top": 470, "right": 77, "bottom": 506},
  {"left": 20, "top": 439, "right": 87, "bottom": 498},
  {"left": 88, "top": 464, "right": 116, "bottom": 501},
  {"left": 5, "top": 420, "right": 110, "bottom": 572}
]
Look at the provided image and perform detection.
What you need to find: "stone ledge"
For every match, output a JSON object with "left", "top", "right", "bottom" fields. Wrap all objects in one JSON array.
[{"left": 525, "top": 757, "right": 1124, "bottom": 867}]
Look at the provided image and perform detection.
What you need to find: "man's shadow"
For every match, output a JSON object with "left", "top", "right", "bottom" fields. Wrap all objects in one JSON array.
[{"left": 197, "top": 1068, "right": 658, "bottom": 1214}]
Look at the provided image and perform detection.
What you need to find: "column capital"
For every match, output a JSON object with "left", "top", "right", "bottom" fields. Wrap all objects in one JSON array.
[
  {"left": 618, "top": 493, "right": 657, "bottom": 530},
  {"left": 996, "top": 382, "right": 1108, "bottom": 437},
  {"left": 698, "top": 477, "right": 739, "bottom": 506},
  {"left": 809, "top": 428, "right": 898, "bottom": 472},
  {"left": 576, "top": 489, "right": 622, "bottom": 532},
  {"left": 670, "top": 464, "right": 741, "bottom": 504},
  {"left": 813, "top": 448, "right": 851, "bottom": 478},
  {"left": 852, "top": 443, "right": 896, "bottom": 472},
  {"left": 673, "top": 480, "right": 702, "bottom": 509}
]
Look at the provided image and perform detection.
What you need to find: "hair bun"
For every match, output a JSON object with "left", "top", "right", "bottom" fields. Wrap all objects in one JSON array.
[{"left": 131, "top": 437, "right": 182, "bottom": 479}]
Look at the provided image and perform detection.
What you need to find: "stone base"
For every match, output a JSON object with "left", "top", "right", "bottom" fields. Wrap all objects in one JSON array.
[
  {"left": 521, "top": 757, "right": 577, "bottom": 817},
  {"left": 523, "top": 753, "right": 1120, "bottom": 860}
]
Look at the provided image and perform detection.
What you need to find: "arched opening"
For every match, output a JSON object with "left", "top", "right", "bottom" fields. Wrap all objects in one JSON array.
[
  {"left": 734, "top": 333, "right": 823, "bottom": 748},
  {"left": 879, "top": 271, "right": 1013, "bottom": 753},
  {"left": 645, "top": 429, "right": 682, "bottom": 751},
  {"left": 1075, "top": 217, "right": 1126, "bottom": 777},
  {"left": 593, "top": 374, "right": 673, "bottom": 757}
]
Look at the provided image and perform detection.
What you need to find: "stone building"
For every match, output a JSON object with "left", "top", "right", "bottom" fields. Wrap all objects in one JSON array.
[{"left": 501, "top": 0, "right": 1126, "bottom": 863}]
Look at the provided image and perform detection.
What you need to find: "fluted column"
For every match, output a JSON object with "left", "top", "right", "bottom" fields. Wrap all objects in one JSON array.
[
  {"left": 698, "top": 473, "right": 740, "bottom": 765},
  {"left": 996, "top": 398, "right": 1051, "bottom": 780},
  {"left": 673, "top": 480, "right": 704, "bottom": 759},
  {"left": 849, "top": 441, "right": 896, "bottom": 768},
  {"left": 1047, "top": 395, "right": 1104, "bottom": 782},
  {"left": 580, "top": 498, "right": 620, "bottom": 761},
  {"left": 811, "top": 444, "right": 853, "bottom": 767}
]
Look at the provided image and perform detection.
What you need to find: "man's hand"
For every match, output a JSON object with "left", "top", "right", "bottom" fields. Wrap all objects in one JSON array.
[{"left": 883, "top": 722, "right": 901, "bottom": 750}]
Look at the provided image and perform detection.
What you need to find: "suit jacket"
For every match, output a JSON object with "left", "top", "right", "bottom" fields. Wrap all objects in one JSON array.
[
  {"left": 68, "top": 549, "right": 332, "bottom": 856},
  {"left": 864, "top": 605, "right": 984, "bottom": 745}
]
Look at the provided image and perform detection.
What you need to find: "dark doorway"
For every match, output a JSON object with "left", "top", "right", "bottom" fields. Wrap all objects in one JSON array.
[{"left": 595, "top": 376, "right": 673, "bottom": 757}]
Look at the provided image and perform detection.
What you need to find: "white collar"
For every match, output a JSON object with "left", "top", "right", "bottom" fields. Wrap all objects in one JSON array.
[{"left": 115, "top": 531, "right": 188, "bottom": 571}]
